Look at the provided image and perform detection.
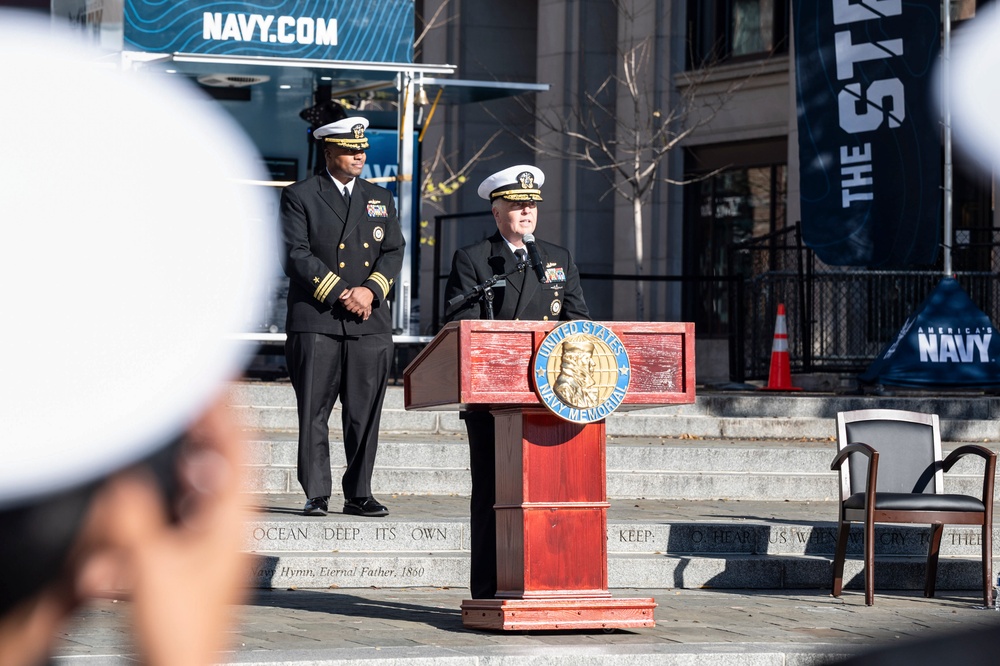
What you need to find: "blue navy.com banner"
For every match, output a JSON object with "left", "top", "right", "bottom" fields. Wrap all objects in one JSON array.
[
  {"left": 794, "top": 0, "right": 940, "bottom": 267},
  {"left": 125, "top": 0, "right": 414, "bottom": 63}
]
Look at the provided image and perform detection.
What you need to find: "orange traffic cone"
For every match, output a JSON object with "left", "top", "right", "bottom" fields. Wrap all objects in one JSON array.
[{"left": 759, "top": 303, "right": 801, "bottom": 391}]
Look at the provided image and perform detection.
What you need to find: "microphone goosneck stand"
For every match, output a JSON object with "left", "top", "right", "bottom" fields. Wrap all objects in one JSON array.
[{"left": 446, "top": 255, "right": 534, "bottom": 320}]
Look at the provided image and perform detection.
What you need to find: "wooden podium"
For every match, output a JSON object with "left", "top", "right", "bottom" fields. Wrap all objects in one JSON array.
[{"left": 404, "top": 320, "right": 695, "bottom": 630}]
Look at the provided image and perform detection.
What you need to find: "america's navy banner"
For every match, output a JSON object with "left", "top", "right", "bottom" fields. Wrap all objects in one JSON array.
[
  {"left": 860, "top": 277, "right": 1000, "bottom": 388},
  {"left": 125, "top": 0, "right": 414, "bottom": 63},
  {"left": 794, "top": 0, "right": 940, "bottom": 267}
]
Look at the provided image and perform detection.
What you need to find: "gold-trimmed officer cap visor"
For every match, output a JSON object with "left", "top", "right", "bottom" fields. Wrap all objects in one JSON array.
[
  {"left": 316, "top": 120, "right": 370, "bottom": 150},
  {"left": 489, "top": 185, "right": 543, "bottom": 202},
  {"left": 322, "top": 134, "right": 370, "bottom": 150}
]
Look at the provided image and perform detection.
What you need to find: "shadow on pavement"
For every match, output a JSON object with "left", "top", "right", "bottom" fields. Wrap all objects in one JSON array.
[{"left": 245, "top": 588, "right": 466, "bottom": 632}]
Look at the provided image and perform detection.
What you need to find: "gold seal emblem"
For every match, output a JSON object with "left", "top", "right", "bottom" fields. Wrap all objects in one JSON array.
[
  {"left": 532, "top": 322, "right": 631, "bottom": 422},
  {"left": 517, "top": 171, "right": 535, "bottom": 190},
  {"left": 373, "top": 226, "right": 384, "bottom": 241},
  {"left": 552, "top": 337, "right": 600, "bottom": 408},
  {"left": 352, "top": 123, "right": 365, "bottom": 139},
  {"left": 550, "top": 299, "right": 561, "bottom": 315}
]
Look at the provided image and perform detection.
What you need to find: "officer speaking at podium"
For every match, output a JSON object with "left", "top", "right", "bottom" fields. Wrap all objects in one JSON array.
[{"left": 443, "top": 164, "right": 589, "bottom": 598}]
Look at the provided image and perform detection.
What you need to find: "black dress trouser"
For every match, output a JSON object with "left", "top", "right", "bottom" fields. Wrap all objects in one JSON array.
[
  {"left": 285, "top": 331, "right": 392, "bottom": 501},
  {"left": 462, "top": 409, "right": 498, "bottom": 599}
]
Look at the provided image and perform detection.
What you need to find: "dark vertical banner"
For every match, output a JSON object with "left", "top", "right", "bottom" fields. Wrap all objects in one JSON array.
[{"left": 794, "top": 0, "right": 940, "bottom": 267}]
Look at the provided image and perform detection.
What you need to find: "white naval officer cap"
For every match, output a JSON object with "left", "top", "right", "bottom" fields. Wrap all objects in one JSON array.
[
  {"left": 0, "top": 11, "right": 274, "bottom": 509},
  {"left": 314, "top": 116, "right": 370, "bottom": 150},
  {"left": 477, "top": 165, "right": 545, "bottom": 202}
]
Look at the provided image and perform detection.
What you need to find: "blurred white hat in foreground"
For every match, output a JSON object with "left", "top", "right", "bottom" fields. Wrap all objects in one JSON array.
[
  {"left": 0, "top": 11, "right": 274, "bottom": 508},
  {"left": 946, "top": 5, "right": 1000, "bottom": 171}
]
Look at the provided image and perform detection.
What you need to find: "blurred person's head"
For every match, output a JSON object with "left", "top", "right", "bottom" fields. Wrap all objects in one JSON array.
[{"left": 0, "top": 10, "right": 272, "bottom": 665}]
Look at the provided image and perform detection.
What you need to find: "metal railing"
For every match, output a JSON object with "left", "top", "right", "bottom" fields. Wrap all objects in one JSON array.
[
  {"left": 430, "top": 214, "right": 1000, "bottom": 383},
  {"left": 429, "top": 212, "right": 740, "bottom": 331},
  {"left": 730, "top": 224, "right": 1000, "bottom": 381}
]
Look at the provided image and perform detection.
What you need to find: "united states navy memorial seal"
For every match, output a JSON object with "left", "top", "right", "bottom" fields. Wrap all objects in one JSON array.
[{"left": 532, "top": 321, "right": 631, "bottom": 424}]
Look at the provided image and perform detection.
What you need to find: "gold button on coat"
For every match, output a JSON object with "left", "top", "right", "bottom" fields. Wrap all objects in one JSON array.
[{"left": 339, "top": 262, "right": 345, "bottom": 268}]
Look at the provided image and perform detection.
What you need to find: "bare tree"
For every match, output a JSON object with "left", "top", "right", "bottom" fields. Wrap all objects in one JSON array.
[
  {"left": 416, "top": 130, "right": 502, "bottom": 250},
  {"left": 413, "top": 0, "right": 457, "bottom": 60},
  {"left": 420, "top": 129, "right": 502, "bottom": 213},
  {"left": 412, "top": 1, "right": 508, "bottom": 244},
  {"left": 512, "top": 1, "right": 761, "bottom": 319}
]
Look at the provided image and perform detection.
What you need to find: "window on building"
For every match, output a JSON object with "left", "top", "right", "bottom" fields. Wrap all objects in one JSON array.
[
  {"left": 683, "top": 141, "right": 787, "bottom": 338},
  {"left": 687, "top": 0, "right": 789, "bottom": 68}
]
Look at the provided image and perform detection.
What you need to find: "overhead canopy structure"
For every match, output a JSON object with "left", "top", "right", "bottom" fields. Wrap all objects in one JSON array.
[
  {"left": 127, "top": 54, "right": 547, "bottom": 339},
  {"left": 55, "top": 0, "right": 548, "bottom": 338}
]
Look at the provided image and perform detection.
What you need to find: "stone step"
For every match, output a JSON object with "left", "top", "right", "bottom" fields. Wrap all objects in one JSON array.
[
  {"left": 242, "top": 496, "right": 994, "bottom": 591},
  {"left": 228, "top": 382, "right": 1000, "bottom": 442},
  {"left": 246, "top": 551, "right": 992, "bottom": 592},
  {"left": 246, "top": 432, "right": 848, "bottom": 473},
  {"left": 244, "top": 467, "right": 991, "bottom": 502},
  {"left": 244, "top": 517, "right": 992, "bottom": 559},
  {"left": 241, "top": 433, "right": 997, "bottom": 501},
  {"left": 230, "top": 381, "right": 1000, "bottom": 594},
  {"left": 229, "top": 381, "right": 1000, "bottom": 420}
]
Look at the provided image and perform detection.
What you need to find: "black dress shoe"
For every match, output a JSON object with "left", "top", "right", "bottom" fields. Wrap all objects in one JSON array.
[
  {"left": 303, "top": 496, "right": 329, "bottom": 516},
  {"left": 343, "top": 497, "right": 389, "bottom": 517}
]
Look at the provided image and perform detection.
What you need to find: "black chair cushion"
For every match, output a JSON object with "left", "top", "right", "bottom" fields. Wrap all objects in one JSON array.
[{"left": 844, "top": 492, "right": 985, "bottom": 512}]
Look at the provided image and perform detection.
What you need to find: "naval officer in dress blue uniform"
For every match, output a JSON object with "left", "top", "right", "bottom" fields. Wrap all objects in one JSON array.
[
  {"left": 280, "top": 117, "right": 405, "bottom": 518},
  {"left": 443, "top": 165, "right": 590, "bottom": 598}
]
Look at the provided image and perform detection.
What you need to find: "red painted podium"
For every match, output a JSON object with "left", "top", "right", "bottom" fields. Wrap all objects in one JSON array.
[{"left": 403, "top": 320, "right": 695, "bottom": 630}]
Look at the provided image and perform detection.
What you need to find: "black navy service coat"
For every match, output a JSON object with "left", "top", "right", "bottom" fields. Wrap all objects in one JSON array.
[
  {"left": 281, "top": 173, "right": 404, "bottom": 335},
  {"left": 443, "top": 230, "right": 588, "bottom": 322}
]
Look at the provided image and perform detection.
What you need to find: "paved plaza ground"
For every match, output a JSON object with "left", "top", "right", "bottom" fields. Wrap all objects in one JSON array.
[{"left": 54, "top": 585, "right": 1000, "bottom": 664}]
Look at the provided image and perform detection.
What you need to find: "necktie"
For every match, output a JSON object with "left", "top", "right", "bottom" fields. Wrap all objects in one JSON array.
[
  {"left": 342, "top": 185, "right": 351, "bottom": 207},
  {"left": 514, "top": 249, "right": 527, "bottom": 268}
]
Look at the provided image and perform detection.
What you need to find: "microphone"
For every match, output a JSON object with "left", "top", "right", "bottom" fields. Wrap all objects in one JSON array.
[{"left": 522, "top": 233, "right": 548, "bottom": 283}]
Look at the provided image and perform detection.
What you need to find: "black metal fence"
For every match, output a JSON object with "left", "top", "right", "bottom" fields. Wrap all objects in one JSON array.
[
  {"left": 430, "top": 213, "right": 1000, "bottom": 383},
  {"left": 730, "top": 224, "right": 1000, "bottom": 382},
  {"left": 429, "top": 211, "right": 741, "bottom": 332}
]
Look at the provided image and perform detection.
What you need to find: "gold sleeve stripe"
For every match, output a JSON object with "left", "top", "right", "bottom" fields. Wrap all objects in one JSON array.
[
  {"left": 369, "top": 272, "right": 391, "bottom": 299},
  {"left": 312, "top": 273, "right": 333, "bottom": 300},
  {"left": 317, "top": 274, "right": 340, "bottom": 301},
  {"left": 313, "top": 272, "right": 340, "bottom": 301}
]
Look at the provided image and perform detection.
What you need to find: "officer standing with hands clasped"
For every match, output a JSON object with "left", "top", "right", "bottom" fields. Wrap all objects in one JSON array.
[
  {"left": 443, "top": 164, "right": 590, "bottom": 598},
  {"left": 281, "top": 116, "right": 405, "bottom": 518}
]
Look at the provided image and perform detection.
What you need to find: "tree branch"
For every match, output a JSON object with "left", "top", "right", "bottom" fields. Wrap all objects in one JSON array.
[{"left": 420, "top": 129, "right": 503, "bottom": 212}]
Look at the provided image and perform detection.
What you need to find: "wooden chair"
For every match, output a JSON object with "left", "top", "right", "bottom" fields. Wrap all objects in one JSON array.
[{"left": 831, "top": 409, "right": 996, "bottom": 606}]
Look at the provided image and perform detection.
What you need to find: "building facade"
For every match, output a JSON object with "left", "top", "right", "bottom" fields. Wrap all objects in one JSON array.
[
  {"left": 415, "top": 0, "right": 793, "bottom": 380},
  {"left": 415, "top": 0, "right": 998, "bottom": 383},
  {"left": 36, "top": 0, "right": 999, "bottom": 382}
]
